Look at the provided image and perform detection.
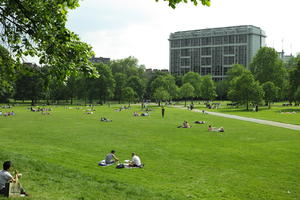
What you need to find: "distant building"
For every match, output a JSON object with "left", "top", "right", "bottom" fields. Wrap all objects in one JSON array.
[
  {"left": 277, "top": 50, "right": 293, "bottom": 64},
  {"left": 90, "top": 56, "right": 110, "bottom": 64},
  {"left": 169, "top": 25, "right": 266, "bottom": 81}
]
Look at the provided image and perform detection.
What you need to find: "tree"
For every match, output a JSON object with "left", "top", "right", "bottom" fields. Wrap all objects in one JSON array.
[
  {"left": 179, "top": 83, "right": 194, "bottom": 107},
  {"left": 127, "top": 76, "right": 145, "bottom": 101},
  {"left": 14, "top": 64, "right": 45, "bottom": 105},
  {"left": 155, "top": 0, "right": 210, "bottom": 8},
  {"left": 0, "top": 45, "right": 17, "bottom": 102},
  {"left": 114, "top": 73, "right": 127, "bottom": 103},
  {"left": 151, "top": 74, "right": 178, "bottom": 100},
  {"left": 294, "top": 86, "right": 300, "bottom": 104},
  {"left": 123, "top": 87, "right": 136, "bottom": 106},
  {"left": 0, "top": 0, "right": 96, "bottom": 79},
  {"left": 216, "top": 80, "right": 229, "bottom": 100},
  {"left": 250, "top": 47, "right": 287, "bottom": 88},
  {"left": 153, "top": 87, "right": 171, "bottom": 106},
  {"left": 288, "top": 59, "right": 300, "bottom": 103},
  {"left": 93, "top": 63, "right": 115, "bottom": 104},
  {"left": 226, "top": 64, "right": 247, "bottom": 82},
  {"left": 228, "top": 71, "right": 264, "bottom": 110},
  {"left": 199, "top": 75, "right": 216, "bottom": 101},
  {"left": 262, "top": 81, "right": 278, "bottom": 109},
  {"left": 182, "top": 71, "right": 201, "bottom": 98}
]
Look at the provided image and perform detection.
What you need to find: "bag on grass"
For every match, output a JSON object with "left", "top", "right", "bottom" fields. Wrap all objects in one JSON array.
[{"left": 116, "top": 164, "right": 124, "bottom": 169}]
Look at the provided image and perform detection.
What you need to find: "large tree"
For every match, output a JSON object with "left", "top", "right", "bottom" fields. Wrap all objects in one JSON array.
[
  {"left": 288, "top": 59, "right": 300, "bottom": 103},
  {"left": 199, "top": 75, "right": 216, "bottom": 101},
  {"left": 114, "top": 73, "right": 127, "bottom": 104},
  {"left": 151, "top": 74, "right": 178, "bottom": 100},
  {"left": 262, "top": 81, "right": 278, "bottom": 109},
  {"left": 127, "top": 76, "right": 145, "bottom": 101},
  {"left": 123, "top": 87, "right": 136, "bottom": 106},
  {"left": 228, "top": 71, "right": 264, "bottom": 110},
  {"left": 153, "top": 87, "right": 171, "bottom": 106},
  {"left": 0, "top": 0, "right": 96, "bottom": 79},
  {"left": 250, "top": 47, "right": 287, "bottom": 88},
  {"left": 179, "top": 83, "right": 194, "bottom": 107},
  {"left": 182, "top": 71, "right": 201, "bottom": 98}
]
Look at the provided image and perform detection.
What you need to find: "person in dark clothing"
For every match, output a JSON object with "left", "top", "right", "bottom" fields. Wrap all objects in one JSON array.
[{"left": 161, "top": 106, "right": 165, "bottom": 118}]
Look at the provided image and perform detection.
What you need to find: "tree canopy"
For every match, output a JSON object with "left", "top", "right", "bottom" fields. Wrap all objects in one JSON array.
[
  {"left": 155, "top": 0, "right": 210, "bottom": 8},
  {"left": 0, "top": 0, "right": 95, "bottom": 79}
]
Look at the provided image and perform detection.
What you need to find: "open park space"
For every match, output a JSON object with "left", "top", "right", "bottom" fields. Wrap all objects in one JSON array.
[{"left": 0, "top": 104, "right": 299, "bottom": 200}]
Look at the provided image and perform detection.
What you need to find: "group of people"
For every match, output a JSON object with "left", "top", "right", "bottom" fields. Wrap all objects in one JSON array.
[
  {"left": 133, "top": 112, "right": 149, "bottom": 117},
  {"left": 100, "top": 117, "right": 112, "bottom": 122},
  {"left": 0, "top": 161, "right": 28, "bottom": 197},
  {"left": 0, "top": 111, "right": 15, "bottom": 117},
  {"left": 178, "top": 121, "right": 191, "bottom": 128},
  {"left": 104, "top": 150, "right": 143, "bottom": 168},
  {"left": 30, "top": 107, "right": 52, "bottom": 112},
  {"left": 208, "top": 125, "right": 225, "bottom": 132}
]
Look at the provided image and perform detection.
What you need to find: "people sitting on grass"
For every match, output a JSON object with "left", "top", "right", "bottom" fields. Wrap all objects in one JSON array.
[
  {"left": 141, "top": 112, "right": 149, "bottom": 117},
  {"left": 105, "top": 150, "right": 119, "bottom": 164},
  {"left": 86, "top": 111, "right": 93, "bottom": 114},
  {"left": 128, "top": 152, "right": 143, "bottom": 168},
  {"left": 0, "top": 111, "right": 2, "bottom": 116},
  {"left": 100, "top": 117, "right": 112, "bottom": 122},
  {"left": 208, "top": 125, "right": 224, "bottom": 132},
  {"left": 0, "top": 161, "right": 28, "bottom": 197},
  {"left": 195, "top": 121, "right": 205, "bottom": 124},
  {"left": 178, "top": 121, "right": 191, "bottom": 128},
  {"left": 41, "top": 111, "right": 51, "bottom": 115},
  {"left": 133, "top": 112, "right": 139, "bottom": 116}
]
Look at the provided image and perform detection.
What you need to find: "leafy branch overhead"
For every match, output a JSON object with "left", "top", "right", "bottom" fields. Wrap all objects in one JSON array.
[
  {"left": 155, "top": 0, "right": 211, "bottom": 8},
  {"left": 0, "top": 0, "right": 96, "bottom": 79}
]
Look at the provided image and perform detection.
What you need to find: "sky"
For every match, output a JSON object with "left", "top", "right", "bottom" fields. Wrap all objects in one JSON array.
[{"left": 66, "top": 0, "right": 300, "bottom": 69}]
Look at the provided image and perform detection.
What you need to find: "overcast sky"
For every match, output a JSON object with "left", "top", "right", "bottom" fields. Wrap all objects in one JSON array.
[{"left": 66, "top": 0, "right": 300, "bottom": 69}]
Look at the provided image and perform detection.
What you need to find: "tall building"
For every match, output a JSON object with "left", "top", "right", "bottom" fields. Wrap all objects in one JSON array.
[{"left": 169, "top": 25, "right": 266, "bottom": 81}]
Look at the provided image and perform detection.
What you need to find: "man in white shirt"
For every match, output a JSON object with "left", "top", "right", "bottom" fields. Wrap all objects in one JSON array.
[
  {"left": 129, "top": 152, "right": 142, "bottom": 167},
  {"left": 0, "top": 161, "right": 27, "bottom": 196}
]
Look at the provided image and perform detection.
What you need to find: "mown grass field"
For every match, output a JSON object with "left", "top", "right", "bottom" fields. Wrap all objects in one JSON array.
[
  {"left": 0, "top": 104, "right": 300, "bottom": 200},
  {"left": 180, "top": 101, "right": 300, "bottom": 125}
]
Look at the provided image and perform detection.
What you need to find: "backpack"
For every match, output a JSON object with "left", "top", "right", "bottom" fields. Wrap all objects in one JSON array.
[{"left": 116, "top": 164, "right": 124, "bottom": 169}]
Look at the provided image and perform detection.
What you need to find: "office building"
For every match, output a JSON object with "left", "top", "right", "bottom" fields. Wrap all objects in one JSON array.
[{"left": 169, "top": 25, "right": 266, "bottom": 80}]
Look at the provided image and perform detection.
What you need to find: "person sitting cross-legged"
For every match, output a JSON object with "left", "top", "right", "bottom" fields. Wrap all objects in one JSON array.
[
  {"left": 105, "top": 150, "right": 119, "bottom": 164},
  {"left": 128, "top": 152, "right": 143, "bottom": 168}
]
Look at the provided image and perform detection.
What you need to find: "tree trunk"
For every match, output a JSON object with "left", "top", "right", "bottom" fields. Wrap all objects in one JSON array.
[
  {"left": 246, "top": 101, "right": 249, "bottom": 110},
  {"left": 184, "top": 99, "right": 187, "bottom": 107},
  {"left": 158, "top": 100, "right": 161, "bottom": 107},
  {"left": 268, "top": 101, "right": 271, "bottom": 109}
]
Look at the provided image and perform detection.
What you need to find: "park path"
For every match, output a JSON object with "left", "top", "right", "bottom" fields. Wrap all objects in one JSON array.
[{"left": 173, "top": 106, "right": 300, "bottom": 131}]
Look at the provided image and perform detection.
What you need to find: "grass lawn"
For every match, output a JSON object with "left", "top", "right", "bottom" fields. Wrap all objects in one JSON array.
[
  {"left": 182, "top": 101, "right": 300, "bottom": 125},
  {"left": 0, "top": 104, "right": 299, "bottom": 200}
]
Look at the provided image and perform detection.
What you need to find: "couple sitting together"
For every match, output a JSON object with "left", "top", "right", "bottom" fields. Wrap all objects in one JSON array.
[
  {"left": 100, "top": 117, "right": 112, "bottom": 122},
  {"left": 178, "top": 121, "right": 191, "bottom": 128},
  {"left": 208, "top": 125, "right": 224, "bottom": 132},
  {"left": 104, "top": 150, "right": 143, "bottom": 168}
]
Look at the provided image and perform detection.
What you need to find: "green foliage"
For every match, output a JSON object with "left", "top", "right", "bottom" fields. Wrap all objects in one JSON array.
[
  {"left": 122, "top": 87, "right": 136, "bottom": 105},
  {"left": 228, "top": 71, "right": 264, "bottom": 110},
  {"left": 288, "top": 59, "right": 300, "bottom": 103},
  {"left": 294, "top": 86, "right": 300, "bottom": 103},
  {"left": 182, "top": 71, "right": 201, "bottom": 97},
  {"left": 180, "top": 83, "right": 194, "bottom": 106},
  {"left": 262, "top": 81, "right": 278, "bottom": 109},
  {"left": 199, "top": 75, "right": 216, "bottom": 101},
  {"left": 0, "top": 0, "right": 95, "bottom": 79},
  {"left": 151, "top": 74, "right": 178, "bottom": 99},
  {"left": 0, "top": 45, "right": 17, "bottom": 102},
  {"left": 226, "top": 64, "right": 247, "bottom": 82},
  {"left": 250, "top": 47, "right": 287, "bottom": 88},
  {"left": 114, "top": 73, "right": 127, "bottom": 103},
  {"left": 155, "top": 0, "right": 211, "bottom": 8},
  {"left": 110, "top": 57, "right": 145, "bottom": 78},
  {"left": 216, "top": 80, "right": 229, "bottom": 100},
  {"left": 127, "top": 76, "right": 145, "bottom": 100},
  {"left": 153, "top": 87, "right": 171, "bottom": 104}
]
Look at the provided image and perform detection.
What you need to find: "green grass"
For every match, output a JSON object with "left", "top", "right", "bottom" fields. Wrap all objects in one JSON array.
[
  {"left": 192, "top": 102, "right": 300, "bottom": 125},
  {"left": 0, "top": 104, "right": 300, "bottom": 199}
]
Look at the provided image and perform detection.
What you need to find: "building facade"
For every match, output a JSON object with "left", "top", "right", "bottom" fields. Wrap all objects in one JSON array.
[
  {"left": 169, "top": 25, "right": 266, "bottom": 81},
  {"left": 90, "top": 56, "right": 110, "bottom": 64}
]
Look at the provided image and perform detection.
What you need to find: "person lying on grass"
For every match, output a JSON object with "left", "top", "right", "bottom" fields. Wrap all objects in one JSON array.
[
  {"left": 177, "top": 121, "right": 191, "bottom": 128},
  {"left": 128, "top": 152, "right": 143, "bottom": 168},
  {"left": 100, "top": 117, "right": 112, "bottom": 122},
  {"left": 208, "top": 125, "right": 224, "bottom": 132},
  {"left": 0, "top": 161, "right": 28, "bottom": 197},
  {"left": 133, "top": 112, "right": 139, "bottom": 116},
  {"left": 105, "top": 150, "right": 119, "bottom": 164},
  {"left": 195, "top": 121, "right": 205, "bottom": 124}
]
